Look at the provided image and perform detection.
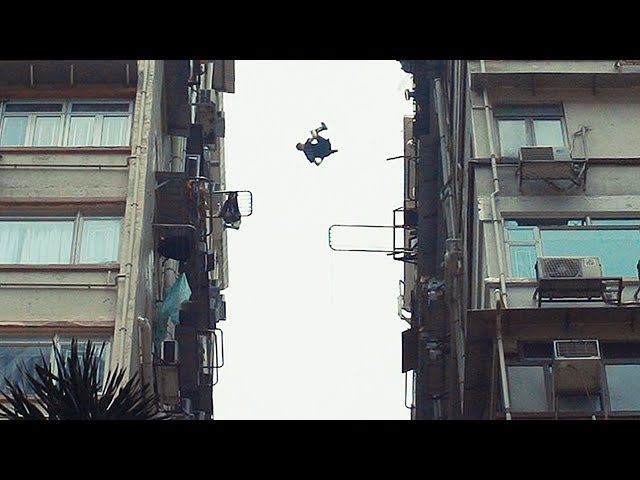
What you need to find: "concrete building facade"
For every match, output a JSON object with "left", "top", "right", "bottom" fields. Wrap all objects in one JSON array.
[
  {"left": 0, "top": 60, "right": 244, "bottom": 419},
  {"left": 399, "top": 60, "right": 640, "bottom": 419}
]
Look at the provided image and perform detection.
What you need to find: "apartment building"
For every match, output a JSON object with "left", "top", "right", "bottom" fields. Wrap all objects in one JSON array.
[
  {"left": 0, "top": 60, "right": 246, "bottom": 419},
  {"left": 399, "top": 60, "right": 640, "bottom": 419}
]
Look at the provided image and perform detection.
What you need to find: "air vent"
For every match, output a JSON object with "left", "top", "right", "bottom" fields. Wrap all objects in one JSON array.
[
  {"left": 537, "top": 257, "right": 602, "bottom": 279},
  {"left": 519, "top": 146, "right": 570, "bottom": 162},
  {"left": 554, "top": 340, "right": 601, "bottom": 360}
]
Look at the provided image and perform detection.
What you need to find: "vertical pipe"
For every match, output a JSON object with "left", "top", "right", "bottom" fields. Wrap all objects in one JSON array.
[
  {"left": 434, "top": 78, "right": 456, "bottom": 238},
  {"left": 481, "top": 59, "right": 511, "bottom": 420},
  {"left": 488, "top": 341, "right": 497, "bottom": 420},
  {"left": 495, "top": 290, "right": 511, "bottom": 420}
]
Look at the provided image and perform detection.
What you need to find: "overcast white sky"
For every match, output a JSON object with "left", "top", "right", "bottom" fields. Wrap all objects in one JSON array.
[{"left": 214, "top": 60, "right": 414, "bottom": 420}]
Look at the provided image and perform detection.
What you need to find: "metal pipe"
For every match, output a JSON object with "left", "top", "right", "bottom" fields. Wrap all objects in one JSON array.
[
  {"left": 490, "top": 159, "right": 509, "bottom": 303},
  {"left": 495, "top": 290, "right": 512, "bottom": 420},
  {"left": 137, "top": 316, "right": 153, "bottom": 390},
  {"left": 481, "top": 61, "right": 512, "bottom": 419},
  {"left": 488, "top": 340, "right": 497, "bottom": 420},
  {"left": 434, "top": 78, "right": 457, "bottom": 238}
]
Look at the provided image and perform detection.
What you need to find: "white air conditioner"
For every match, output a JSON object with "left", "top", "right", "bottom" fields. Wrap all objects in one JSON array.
[
  {"left": 536, "top": 257, "right": 605, "bottom": 303},
  {"left": 537, "top": 256, "right": 602, "bottom": 279},
  {"left": 553, "top": 340, "right": 602, "bottom": 393},
  {"left": 519, "top": 145, "right": 570, "bottom": 162}
]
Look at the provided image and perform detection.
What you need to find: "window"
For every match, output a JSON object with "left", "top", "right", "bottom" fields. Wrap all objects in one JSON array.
[
  {"left": 505, "top": 218, "right": 640, "bottom": 278},
  {"left": 0, "top": 214, "right": 121, "bottom": 265},
  {"left": 494, "top": 105, "right": 566, "bottom": 159},
  {"left": 508, "top": 365, "right": 552, "bottom": 412},
  {"left": 605, "top": 365, "right": 640, "bottom": 411},
  {"left": 557, "top": 394, "right": 602, "bottom": 412},
  {"left": 0, "top": 337, "right": 111, "bottom": 393},
  {"left": 505, "top": 342, "right": 640, "bottom": 415},
  {"left": 0, "top": 101, "right": 132, "bottom": 147}
]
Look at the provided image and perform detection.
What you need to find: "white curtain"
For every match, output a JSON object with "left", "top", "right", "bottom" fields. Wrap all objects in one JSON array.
[
  {"left": 0, "top": 221, "right": 74, "bottom": 264},
  {"left": 101, "top": 116, "right": 129, "bottom": 146},
  {"left": 67, "top": 116, "right": 95, "bottom": 146},
  {"left": 32, "top": 116, "right": 61, "bottom": 146},
  {"left": 78, "top": 218, "right": 121, "bottom": 263}
]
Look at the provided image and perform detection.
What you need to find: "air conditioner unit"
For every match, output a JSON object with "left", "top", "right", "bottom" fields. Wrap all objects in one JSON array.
[
  {"left": 217, "top": 295, "right": 227, "bottom": 321},
  {"left": 157, "top": 365, "right": 180, "bottom": 405},
  {"left": 161, "top": 339, "right": 179, "bottom": 364},
  {"left": 537, "top": 256, "right": 602, "bottom": 279},
  {"left": 554, "top": 339, "right": 601, "bottom": 360},
  {"left": 193, "top": 410, "right": 208, "bottom": 421},
  {"left": 553, "top": 340, "right": 602, "bottom": 393},
  {"left": 536, "top": 257, "right": 604, "bottom": 302},
  {"left": 519, "top": 145, "right": 571, "bottom": 162}
]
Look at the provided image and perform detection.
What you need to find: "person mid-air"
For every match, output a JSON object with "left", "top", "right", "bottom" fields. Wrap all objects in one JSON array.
[{"left": 296, "top": 122, "right": 338, "bottom": 166}]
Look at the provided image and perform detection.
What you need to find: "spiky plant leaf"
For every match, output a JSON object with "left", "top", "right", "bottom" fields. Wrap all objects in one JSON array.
[{"left": 0, "top": 338, "right": 168, "bottom": 420}]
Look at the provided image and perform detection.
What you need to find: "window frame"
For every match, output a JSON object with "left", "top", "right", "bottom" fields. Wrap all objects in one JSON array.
[
  {"left": 0, "top": 100, "right": 133, "bottom": 148},
  {"left": 0, "top": 335, "right": 112, "bottom": 394},
  {"left": 0, "top": 212, "right": 122, "bottom": 265},
  {"left": 505, "top": 217, "right": 640, "bottom": 279},
  {"left": 601, "top": 361, "right": 640, "bottom": 414},
  {"left": 503, "top": 341, "right": 640, "bottom": 416},
  {"left": 494, "top": 104, "right": 568, "bottom": 159}
]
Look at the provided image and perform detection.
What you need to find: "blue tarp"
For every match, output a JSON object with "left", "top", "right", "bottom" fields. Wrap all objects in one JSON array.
[{"left": 154, "top": 273, "right": 192, "bottom": 350}]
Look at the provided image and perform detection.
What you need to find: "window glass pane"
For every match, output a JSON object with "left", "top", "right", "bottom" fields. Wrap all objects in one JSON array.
[
  {"left": 507, "top": 227, "right": 535, "bottom": 241},
  {"left": 67, "top": 116, "right": 95, "bottom": 146},
  {"left": 71, "top": 103, "right": 130, "bottom": 113},
  {"left": 494, "top": 105, "right": 563, "bottom": 117},
  {"left": 497, "top": 119, "right": 528, "bottom": 158},
  {"left": 100, "top": 116, "right": 130, "bottom": 146},
  {"left": 510, "top": 245, "right": 538, "bottom": 278},
  {"left": 590, "top": 219, "right": 640, "bottom": 226},
  {"left": 32, "top": 116, "right": 61, "bottom": 146},
  {"left": 601, "top": 343, "right": 640, "bottom": 359},
  {"left": 0, "top": 344, "right": 51, "bottom": 393},
  {"left": 78, "top": 218, "right": 121, "bottom": 263},
  {"left": 508, "top": 366, "right": 550, "bottom": 412},
  {"left": 59, "top": 340, "right": 110, "bottom": 387},
  {"left": 0, "top": 116, "right": 28, "bottom": 146},
  {"left": 533, "top": 119, "right": 564, "bottom": 146},
  {"left": 522, "top": 342, "right": 554, "bottom": 359},
  {"left": 513, "top": 218, "right": 583, "bottom": 227},
  {"left": 541, "top": 229, "right": 640, "bottom": 277},
  {"left": 0, "top": 220, "right": 74, "bottom": 264},
  {"left": 557, "top": 395, "right": 602, "bottom": 412},
  {"left": 606, "top": 364, "right": 640, "bottom": 411},
  {"left": 5, "top": 103, "right": 63, "bottom": 113}
]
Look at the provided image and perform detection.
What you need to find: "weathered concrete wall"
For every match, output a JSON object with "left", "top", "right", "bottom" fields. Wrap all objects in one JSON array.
[
  {"left": 470, "top": 85, "right": 640, "bottom": 159},
  {"left": 110, "top": 60, "right": 163, "bottom": 376},
  {"left": 0, "top": 169, "right": 127, "bottom": 200},
  {"left": 0, "top": 267, "right": 118, "bottom": 322},
  {"left": 469, "top": 66, "right": 640, "bottom": 311},
  {"left": 470, "top": 60, "right": 621, "bottom": 74}
]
